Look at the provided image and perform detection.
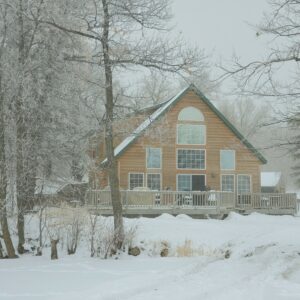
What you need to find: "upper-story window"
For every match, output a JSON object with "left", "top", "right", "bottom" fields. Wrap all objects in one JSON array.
[
  {"left": 178, "top": 107, "right": 204, "bottom": 122},
  {"left": 177, "top": 107, "right": 206, "bottom": 145},
  {"left": 220, "top": 150, "right": 235, "bottom": 170},
  {"left": 146, "top": 147, "right": 161, "bottom": 169}
]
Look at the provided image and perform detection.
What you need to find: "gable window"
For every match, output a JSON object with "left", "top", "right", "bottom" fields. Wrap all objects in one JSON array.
[
  {"left": 146, "top": 148, "right": 161, "bottom": 169},
  {"left": 177, "top": 149, "right": 205, "bottom": 169},
  {"left": 220, "top": 150, "right": 235, "bottom": 170},
  {"left": 129, "top": 173, "right": 144, "bottom": 190},
  {"left": 237, "top": 175, "right": 251, "bottom": 194},
  {"left": 177, "top": 107, "right": 206, "bottom": 145},
  {"left": 147, "top": 173, "right": 161, "bottom": 190},
  {"left": 177, "top": 124, "right": 205, "bottom": 145},
  {"left": 221, "top": 175, "right": 235, "bottom": 192},
  {"left": 178, "top": 106, "right": 204, "bottom": 122}
]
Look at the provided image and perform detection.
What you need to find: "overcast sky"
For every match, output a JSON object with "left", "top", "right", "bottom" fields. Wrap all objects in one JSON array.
[{"left": 172, "top": 0, "right": 270, "bottom": 82}]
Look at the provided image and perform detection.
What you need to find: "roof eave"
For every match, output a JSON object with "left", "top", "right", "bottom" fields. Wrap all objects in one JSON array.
[{"left": 190, "top": 85, "right": 267, "bottom": 164}]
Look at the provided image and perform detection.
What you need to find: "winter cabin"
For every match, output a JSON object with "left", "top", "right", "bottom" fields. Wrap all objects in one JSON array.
[{"left": 87, "top": 84, "right": 297, "bottom": 216}]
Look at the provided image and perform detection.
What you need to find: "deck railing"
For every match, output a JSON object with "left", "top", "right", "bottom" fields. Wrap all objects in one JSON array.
[
  {"left": 85, "top": 190, "right": 234, "bottom": 209},
  {"left": 236, "top": 193, "right": 297, "bottom": 210},
  {"left": 85, "top": 189, "right": 297, "bottom": 213}
]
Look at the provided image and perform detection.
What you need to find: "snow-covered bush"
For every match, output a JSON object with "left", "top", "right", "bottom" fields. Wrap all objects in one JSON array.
[
  {"left": 44, "top": 204, "right": 88, "bottom": 258},
  {"left": 89, "top": 216, "right": 138, "bottom": 259}
]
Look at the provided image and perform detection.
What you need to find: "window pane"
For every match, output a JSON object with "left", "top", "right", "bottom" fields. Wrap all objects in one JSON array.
[
  {"left": 177, "top": 149, "right": 205, "bottom": 169},
  {"left": 221, "top": 175, "right": 234, "bottom": 192},
  {"left": 177, "top": 124, "right": 205, "bottom": 145},
  {"left": 178, "top": 107, "right": 204, "bottom": 122},
  {"left": 129, "top": 173, "right": 144, "bottom": 190},
  {"left": 178, "top": 175, "right": 191, "bottom": 191},
  {"left": 146, "top": 148, "right": 161, "bottom": 168},
  {"left": 147, "top": 174, "right": 161, "bottom": 190},
  {"left": 237, "top": 175, "right": 251, "bottom": 193},
  {"left": 220, "top": 150, "right": 235, "bottom": 170}
]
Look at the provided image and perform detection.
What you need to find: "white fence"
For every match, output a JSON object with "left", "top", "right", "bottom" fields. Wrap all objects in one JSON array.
[
  {"left": 85, "top": 190, "right": 297, "bottom": 214},
  {"left": 85, "top": 190, "right": 235, "bottom": 209},
  {"left": 236, "top": 193, "right": 297, "bottom": 210}
]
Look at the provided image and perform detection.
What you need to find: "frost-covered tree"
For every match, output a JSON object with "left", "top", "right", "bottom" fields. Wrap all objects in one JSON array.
[
  {"left": 0, "top": 0, "right": 100, "bottom": 253},
  {"left": 42, "top": 0, "right": 207, "bottom": 248},
  {"left": 0, "top": 0, "right": 18, "bottom": 259}
]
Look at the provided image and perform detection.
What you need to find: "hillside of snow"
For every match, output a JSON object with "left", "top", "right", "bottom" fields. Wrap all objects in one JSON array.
[{"left": 1, "top": 213, "right": 300, "bottom": 300}]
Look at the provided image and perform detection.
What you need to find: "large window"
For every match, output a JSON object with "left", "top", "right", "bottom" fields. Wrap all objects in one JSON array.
[
  {"left": 177, "top": 174, "right": 206, "bottom": 191},
  {"left": 177, "top": 124, "right": 206, "bottom": 145},
  {"left": 177, "top": 107, "right": 205, "bottom": 145},
  {"left": 177, "top": 149, "right": 205, "bottom": 169},
  {"left": 221, "top": 175, "right": 235, "bottom": 192},
  {"left": 147, "top": 173, "right": 161, "bottom": 190},
  {"left": 237, "top": 175, "right": 251, "bottom": 193},
  {"left": 220, "top": 150, "right": 235, "bottom": 170},
  {"left": 177, "top": 175, "right": 191, "bottom": 191},
  {"left": 146, "top": 147, "right": 161, "bottom": 169},
  {"left": 129, "top": 173, "right": 144, "bottom": 190}
]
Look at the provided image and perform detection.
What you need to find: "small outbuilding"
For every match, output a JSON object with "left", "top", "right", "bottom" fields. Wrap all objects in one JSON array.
[{"left": 261, "top": 172, "right": 285, "bottom": 193}]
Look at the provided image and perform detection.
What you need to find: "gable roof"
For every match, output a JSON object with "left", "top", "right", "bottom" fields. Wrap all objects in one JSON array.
[{"left": 103, "top": 84, "right": 267, "bottom": 164}]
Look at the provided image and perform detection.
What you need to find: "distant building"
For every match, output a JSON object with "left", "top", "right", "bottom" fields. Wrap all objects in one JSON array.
[
  {"left": 261, "top": 172, "right": 285, "bottom": 193},
  {"left": 35, "top": 179, "right": 88, "bottom": 206}
]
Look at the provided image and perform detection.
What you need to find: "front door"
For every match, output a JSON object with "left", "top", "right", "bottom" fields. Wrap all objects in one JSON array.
[{"left": 177, "top": 174, "right": 206, "bottom": 206}]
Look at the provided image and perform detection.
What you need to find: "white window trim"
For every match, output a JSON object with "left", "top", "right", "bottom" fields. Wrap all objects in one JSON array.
[
  {"left": 146, "top": 147, "right": 162, "bottom": 169},
  {"left": 176, "top": 174, "right": 206, "bottom": 191},
  {"left": 146, "top": 173, "right": 162, "bottom": 191},
  {"left": 176, "top": 124, "right": 206, "bottom": 146},
  {"left": 176, "top": 148, "right": 206, "bottom": 170},
  {"left": 128, "top": 172, "right": 144, "bottom": 190},
  {"left": 220, "top": 150, "right": 236, "bottom": 171},
  {"left": 220, "top": 174, "right": 235, "bottom": 192},
  {"left": 237, "top": 174, "right": 252, "bottom": 194}
]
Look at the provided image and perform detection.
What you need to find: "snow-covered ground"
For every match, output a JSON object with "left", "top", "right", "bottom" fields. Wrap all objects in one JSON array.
[{"left": 1, "top": 213, "right": 300, "bottom": 300}]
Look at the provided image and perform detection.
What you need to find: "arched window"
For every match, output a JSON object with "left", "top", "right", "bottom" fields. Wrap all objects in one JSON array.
[
  {"left": 178, "top": 107, "right": 204, "bottom": 122},
  {"left": 177, "top": 106, "right": 206, "bottom": 145}
]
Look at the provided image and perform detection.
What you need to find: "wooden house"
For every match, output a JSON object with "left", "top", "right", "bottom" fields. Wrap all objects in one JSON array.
[{"left": 91, "top": 84, "right": 267, "bottom": 194}]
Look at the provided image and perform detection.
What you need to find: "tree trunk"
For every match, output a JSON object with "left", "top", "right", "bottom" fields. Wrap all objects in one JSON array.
[
  {"left": 16, "top": 211, "right": 25, "bottom": 253},
  {"left": 1, "top": 206, "right": 18, "bottom": 258},
  {"left": 101, "top": 0, "right": 124, "bottom": 249},
  {"left": 16, "top": 0, "right": 26, "bottom": 254},
  {"left": 0, "top": 238, "right": 3, "bottom": 258},
  {"left": 38, "top": 204, "right": 43, "bottom": 253},
  {"left": 0, "top": 83, "right": 17, "bottom": 259},
  {"left": 51, "top": 239, "right": 59, "bottom": 260}
]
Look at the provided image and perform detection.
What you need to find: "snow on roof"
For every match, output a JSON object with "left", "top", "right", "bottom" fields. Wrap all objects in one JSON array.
[
  {"left": 261, "top": 172, "right": 282, "bottom": 187},
  {"left": 101, "top": 84, "right": 266, "bottom": 164},
  {"left": 102, "top": 86, "right": 189, "bottom": 164}
]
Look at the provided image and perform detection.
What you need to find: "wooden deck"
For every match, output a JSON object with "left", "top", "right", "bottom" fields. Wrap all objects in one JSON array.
[{"left": 85, "top": 190, "right": 298, "bottom": 217}]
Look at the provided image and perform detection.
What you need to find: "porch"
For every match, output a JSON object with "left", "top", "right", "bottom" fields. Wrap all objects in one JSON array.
[{"left": 85, "top": 190, "right": 298, "bottom": 217}]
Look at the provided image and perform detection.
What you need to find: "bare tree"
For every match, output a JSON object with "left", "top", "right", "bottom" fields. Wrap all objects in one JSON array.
[
  {"left": 220, "top": 0, "right": 300, "bottom": 185},
  {"left": 40, "top": 0, "right": 206, "bottom": 248},
  {"left": 218, "top": 97, "right": 269, "bottom": 139}
]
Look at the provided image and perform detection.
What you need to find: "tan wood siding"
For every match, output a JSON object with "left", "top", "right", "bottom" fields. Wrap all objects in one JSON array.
[{"left": 100, "top": 90, "right": 263, "bottom": 192}]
